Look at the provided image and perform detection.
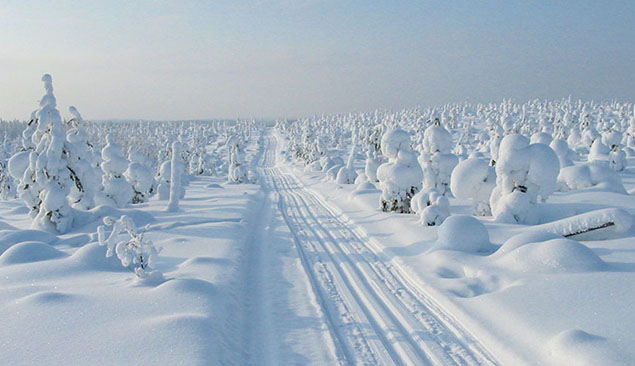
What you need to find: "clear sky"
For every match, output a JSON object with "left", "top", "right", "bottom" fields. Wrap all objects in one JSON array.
[{"left": 0, "top": 1, "right": 633, "bottom": 120}]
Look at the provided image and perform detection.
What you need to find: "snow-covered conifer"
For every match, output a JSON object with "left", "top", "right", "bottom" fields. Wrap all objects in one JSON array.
[
  {"left": 101, "top": 134, "right": 134, "bottom": 207},
  {"left": 489, "top": 134, "right": 560, "bottom": 224},
  {"left": 28, "top": 75, "right": 75, "bottom": 232},
  {"left": 336, "top": 133, "right": 358, "bottom": 184},
  {"left": 65, "top": 106, "right": 101, "bottom": 210},
  {"left": 450, "top": 158, "right": 496, "bottom": 215},
  {"left": 420, "top": 119, "right": 458, "bottom": 196},
  {"left": 227, "top": 135, "right": 248, "bottom": 183},
  {"left": 125, "top": 146, "right": 154, "bottom": 203},
  {"left": 377, "top": 128, "right": 423, "bottom": 213}
]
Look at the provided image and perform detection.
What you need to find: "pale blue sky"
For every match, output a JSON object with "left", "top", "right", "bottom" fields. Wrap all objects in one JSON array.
[{"left": 0, "top": 1, "right": 633, "bottom": 120}]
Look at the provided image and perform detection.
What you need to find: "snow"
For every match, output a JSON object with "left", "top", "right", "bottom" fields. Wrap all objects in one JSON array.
[
  {"left": 1, "top": 94, "right": 634, "bottom": 366},
  {"left": 433, "top": 215, "right": 491, "bottom": 253},
  {"left": 495, "top": 238, "right": 606, "bottom": 273}
]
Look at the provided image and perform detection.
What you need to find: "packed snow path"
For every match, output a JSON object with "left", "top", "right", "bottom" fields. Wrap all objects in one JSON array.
[{"left": 256, "top": 132, "right": 499, "bottom": 366}]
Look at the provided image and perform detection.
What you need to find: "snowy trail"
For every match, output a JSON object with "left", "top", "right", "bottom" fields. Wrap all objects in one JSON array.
[
  {"left": 240, "top": 134, "right": 340, "bottom": 366},
  {"left": 259, "top": 133, "right": 499, "bottom": 366}
]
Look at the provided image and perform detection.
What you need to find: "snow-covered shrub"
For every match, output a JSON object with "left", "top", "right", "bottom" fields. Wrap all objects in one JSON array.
[
  {"left": 97, "top": 215, "right": 161, "bottom": 278},
  {"left": 101, "top": 134, "right": 134, "bottom": 207},
  {"left": 450, "top": 158, "right": 496, "bottom": 215},
  {"left": 420, "top": 119, "right": 458, "bottom": 195},
  {"left": 489, "top": 134, "right": 560, "bottom": 224},
  {"left": 377, "top": 129, "right": 423, "bottom": 213}
]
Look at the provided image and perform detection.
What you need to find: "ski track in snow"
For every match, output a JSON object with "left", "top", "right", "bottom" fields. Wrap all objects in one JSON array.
[{"left": 256, "top": 132, "right": 499, "bottom": 366}]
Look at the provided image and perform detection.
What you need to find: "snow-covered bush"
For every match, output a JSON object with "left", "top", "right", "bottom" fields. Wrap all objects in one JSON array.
[
  {"left": 97, "top": 215, "right": 161, "bottom": 278},
  {"left": 101, "top": 134, "right": 134, "bottom": 207},
  {"left": 377, "top": 129, "right": 423, "bottom": 213},
  {"left": 490, "top": 134, "right": 560, "bottom": 224},
  {"left": 450, "top": 158, "right": 496, "bottom": 215}
]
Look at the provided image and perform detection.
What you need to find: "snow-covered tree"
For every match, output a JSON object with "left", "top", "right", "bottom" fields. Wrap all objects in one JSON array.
[
  {"left": 450, "top": 157, "right": 496, "bottom": 216},
  {"left": 167, "top": 141, "right": 182, "bottom": 212},
  {"left": 29, "top": 75, "right": 75, "bottom": 232},
  {"left": 101, "top": 134, "right": 134, "bottom": 207},
  {"left": 489, "top": 134, "right": 560, "bottom": 224},
  {"left": 336, "top": 133, "right": 358, "bottom": 184},
  {"left": 65, "top": 106, "right": 101, "bottom": 210},
  {"left": 125, "top": 146, "right": 155, "bottom": 203},
  {"left": 420, "top": 119, "right": 458, "bottom": 196},
  {"left": 377, "top": 128, "right": 423, "bottom": 213},
  {"left": 227, "top": 135, "right": 248, "bottom": 183}
]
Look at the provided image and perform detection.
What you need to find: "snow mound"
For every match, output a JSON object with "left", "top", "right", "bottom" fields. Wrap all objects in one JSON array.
[
  {"left": 548, "top": 329, "right": 625, "bottom": 366},
  {"left": 0, "top": 241, "right": 67, "bottom": 265},
  {"left": 153, "top": 278, "right": 215, "bottom": 297},
  {"left": 69, "top": 242, "right": 127, "bottom": 271},
  {"left": 494, "top": 231, "right": 562, "bottom": 257},
  {"left": 15, "top": 291, "right": 76, "bottom": 306},
  {"left": 352, "top": 181, "right": 379, "bottom": 195},
  {"left": 0, "top": 229, "right": 57, "bottom": 254},
  {"left": 557, "top": 164, "right": 627, "bottom": 193},
  {"left": 432, "top": 215, "right": 491, "bottom": 253},
  {"left": 496, "top": 238, "right": 605, "bottom": 273}
]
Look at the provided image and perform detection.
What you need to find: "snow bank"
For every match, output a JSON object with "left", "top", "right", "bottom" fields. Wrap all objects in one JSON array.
[
  {"left": 548, "top": 329, "right": 626, "bottom": 366},
  {"left": 557, "top": 163, "right": 627, "bottom": 193},
  {"left": 494, "top": 231, "right": 562, "bottom": 257},
  {"left": 0, "top": 229, "right": 57, "bottom": 254}
]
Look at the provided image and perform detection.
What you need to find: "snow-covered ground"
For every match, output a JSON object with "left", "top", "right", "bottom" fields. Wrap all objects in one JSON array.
[
  {"left": 287, "top": 140, "right": 635, "bottom": 366},
  {"left": 1, "top": 125, "right": 634, "bottom": 365}
]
